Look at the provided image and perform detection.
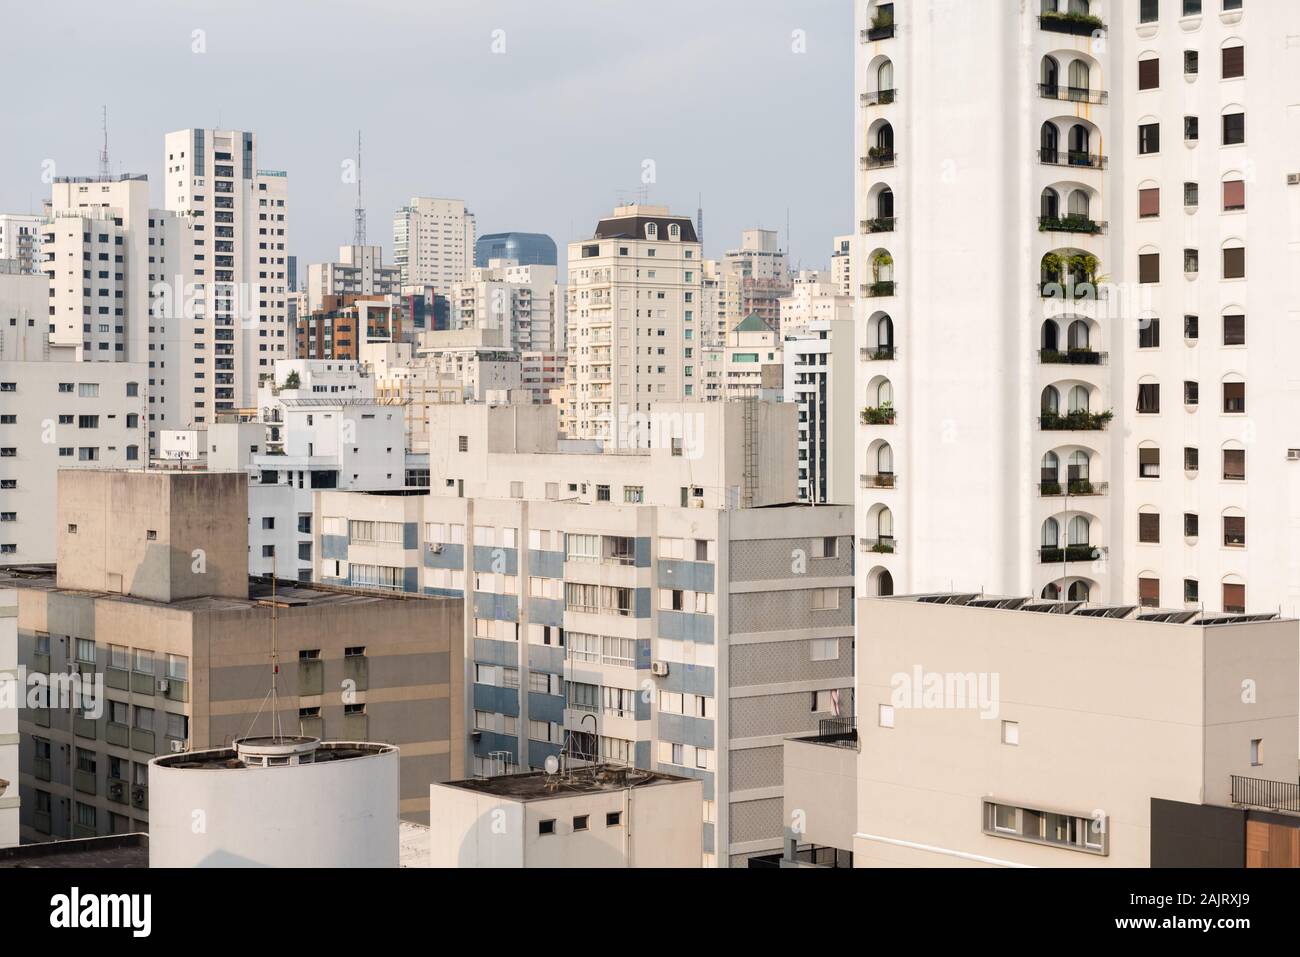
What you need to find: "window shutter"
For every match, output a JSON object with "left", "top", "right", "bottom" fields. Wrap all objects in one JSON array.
[
  {"left": 1222, "top": 46, "right": 1244, "bottom": 79},
  {"left": 1222, "top": 180, "right": 1245, "bottom": 211},
  {"left": 1138, "top": 59, "right": 1160, "bottom": 90},
  {"left": 1138, "top": 577, "right": 1161, "bottom": 606},
  {"left": 1139, "top": 512, "right": 1161, "bottom": 544},
  {"left": 1139, "top": 187, "right": 1161, "bottom": 217}
]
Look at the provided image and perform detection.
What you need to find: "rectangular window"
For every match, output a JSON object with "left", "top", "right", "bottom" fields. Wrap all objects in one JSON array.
[
  {"left": 1184, "top": 182, "right": 1199, "bottom": 207},
  {"left": 1138, "top": 122, "right": 1160, "bottom": 154},
  {"left": 1222, "top": 46, "right": 1244, "bottom": 79},
  {"left": 1223, "top": 582, "right": 1246, "bottom": 614},
  {"left": 1184, "top": 314, "right": 1199, "bottom": 340},
  {"left": 1223, "top": 247, "right": 1245, "bottom": 280},
  {"left": 1138, "top": 187, "right": 1160, "bottom": 218},
  {"left": 1184, "top": 578, "right": 1199, "bottom": 603},
  {"left": 1223, "top": 381, "right": 1245, "bottom": 413},
  {"left": 1222, "top": 112, "right": 1245, "bottom": 146},
  {"left": 1184, "top": 50, "right": 1199, "bottom": 75},
  {"left": 1139, "top": 446, "right": 1161, "bottom": 478},
  {"left": 1184, "top": 248, "right": 1199, "bottom": 274},
  {"left": 1223, "top": 180, "right": 1245, "bottom": 211},
  {"left": 1184, "top": 380, "right": 1199, "bottom": 405},
  {"left": 1138, "top": 253, "right": 1160, "bottom": 284},
  {"left": 1223, "top": 515, "right": 1246, "bottom": 548},
  {"left": 1184, "top": 446, "right": 1199, "bottom": 471},
  {"left": 1137, "top": 384, "right": 1161, "bottom": 414},
  {"left": 1184, "top": 116, "right": 1199, "bottom": 142},
  {"left": 1223, "top": 314, "right": 1245, "bottom": 345},
  {"left": 1139, "top": 512, "right": 1161, "bottom": 544},
  {"left": 1139, "top": 576, "right": 1161, "bottom": 608},
  {"left": 983, "top": 802, "right": 1107, "bottom": 855},
  {"left": 1223, "top": 448, "right": 1245, "bottom": 481},
  {"left": 1138, "top": 58, "right": 1160, "bottom": 89},
  {"left": 1184, "top": 512, "right": 1200, "bottom": 538}
]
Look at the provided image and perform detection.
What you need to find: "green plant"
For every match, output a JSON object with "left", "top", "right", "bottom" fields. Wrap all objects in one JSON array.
[{"left": 282, "top": 371, "right": 301, "bottom": 390}]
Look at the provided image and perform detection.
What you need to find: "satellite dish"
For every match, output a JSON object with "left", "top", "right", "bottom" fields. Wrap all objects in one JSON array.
[{"left": 543, "top": 755, "right": 559, "bottom": 775}]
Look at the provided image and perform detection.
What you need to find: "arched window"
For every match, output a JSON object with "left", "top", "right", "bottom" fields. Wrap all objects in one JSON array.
[
  {"left": 876, "top": 379, "right": 894, "bottom": 406},
  {"left": 878, "top": 187, "right": 894, "bottom": 219},
  {"left": 1041, "top": 385, "right": 1061, "bottom": 415},
  {"left": 1068, "top": 124, "right": 1090, "bottom": 158},
  {"left": 1041, "top": 451, "right": 1060, "bottom": 484},
  {"left": 645, "top": 223, "right": 658, "bottom": 240},
  {"left": 875, "top": 122, "right": 894, "bottom": 153},
  {"left": 1068, "top": 580, "right": 1091, "bottom": 601},
  {"left": 877, "top": 59, "right": 894, "bottom": 93},
  {"left": 1041, "top": 187, "right": 1060, "bottom": 220},
  {"left": 1068, "top": 319, "right": 1089, "bottom": 350},
  {"left": 1040, "top": 122, "right": 1060, "bottom": 157},
  {"left": 1068, "top": 450, "right": 1090, "bottom": 482},
  {"left": 669, "top": 223, "right": 680, "bottom": 240},
  {"left": 1042, "top": 517, "right": 1061, "bottom": 548},
  {"left": 877, "top": 315, "right": 894, "bottom": 348},
  {"left": 878, "top": 507, "right": 894, "bottom": 541},
  {"left": 1068, "top": 60, "right": 1090, "bottom": 95},
  {"left": 1042, "top": 56, "right": 1060, "bottom": 93},
  {"left": 1068, "top": 385, "right": 1090, "bottom": 413},
  {"left": 1041, "top": 320, "right": 1060, "bottom": 352},
  {"left": 877, "top": 443, "right": 894, "bottom": 475},
  {"left": 1068, "top": 515, "right": 1090, "bottom": 546},
  {"left": 876, "top": 569, "right": 895, "bottom": 597},
  {"left": 1042, "top": 582, "right": 1061, "bottom": 600},
  {"left": 1067, "top": 189, "right": 1090, "bottom": 218}
]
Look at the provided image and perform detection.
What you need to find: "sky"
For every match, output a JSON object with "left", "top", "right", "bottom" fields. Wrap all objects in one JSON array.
[{"left": 1, "top": 0, "right": 851, "bottom": 273}]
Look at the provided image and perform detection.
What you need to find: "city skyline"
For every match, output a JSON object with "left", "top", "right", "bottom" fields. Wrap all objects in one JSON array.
[{"left": 0, "top": 0, "right": 851, "bottom": 270}]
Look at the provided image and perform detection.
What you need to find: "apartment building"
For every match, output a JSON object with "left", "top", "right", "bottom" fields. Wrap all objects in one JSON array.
[
  {"left": 9, "top": 469, "right": 463, "bottom": 842},
  {"left": 520, "top": 351, "right": 565, "bottom": 406},
  {"left": 785, "top": 319, "right": 855, "bottom": 506},
  {"left": 474, "top": 231, "right": 558, "bottom": 269},
  {"left": 296, "top": 294, "right": 401, "bottom": 360},
  {"left": 699, "top": 257, "right": 744, "bottom": 346},
  {"left": 0, "top": 269, "right": 147, "bottom": 563},
  {"left": 564, "top": 205, "right": 703, "bottom": 442},
  {"left": 451, "top": 260, "right": 563, "bottom": 354},
  {"left": 0, "top": 577, "right": 18, "bottom": 846},
  {"left": 393, "top": 197, "right": 476, "bottom": 288},
  {"left": 722, "top": 228, "right": 791, "bottom": 330},
  {"left": 312, "top": 401, "right": 852, "bottom": 866},
  {"left": 413, "top": 328, "right": 522, "bottom": 402},
  {"left": 853, "top": 0, "right": 1300, "bottom": 614},
  {"left": 779, "top": 269, "right": 853, "bottom": 338},
  {"left": 0, "top": 213, "right": 44, "bottom": 275},
  {"left": 305, "top": 244, "right": 401, "bottom": 313},
  {"left": 830, "top": 234, "right": 855, "bottom": 298},
  {"left": 702, "top": 314, "right": 784, "bottom": 404},
  {"left": 162, "top": 129, "right": 291, "bottom": 420},
  {"left": 781, "top": 592, "right": 1298, "bottom": 868}
]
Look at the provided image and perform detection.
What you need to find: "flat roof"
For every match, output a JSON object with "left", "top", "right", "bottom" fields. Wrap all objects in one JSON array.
[
  {"left": 153, "top": 740, "right": 395, "bottom": 770},
  {"left": 0, "top": 565, "right": 444, "bottom": 610},
  {"left": 441, "top": 765, "right": 695, "bottom": 801},
  {"left": 881, "top": 593, "right": 1289, "bottom": 628},
  {"left": 0, "top": 833, "right": 148, "bottom": 868}
]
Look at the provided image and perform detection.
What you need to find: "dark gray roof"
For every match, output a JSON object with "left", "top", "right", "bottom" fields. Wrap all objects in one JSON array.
[{"left": 593, "top": 215, "right": 698, "bottom": 244}]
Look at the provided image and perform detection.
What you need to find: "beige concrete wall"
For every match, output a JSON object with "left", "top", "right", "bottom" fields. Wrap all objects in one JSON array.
[
  {"left": 853, "top": 598, "right": 1298, "bottom": 868},
  {"left": 55, "top": 470, "right": 248, "bottom": 602},
  {"left": 783, "top": 738, "right": 857, "bottom": 852}
]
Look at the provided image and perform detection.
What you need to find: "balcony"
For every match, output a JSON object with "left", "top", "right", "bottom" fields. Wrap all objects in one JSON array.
[
  {"left": 131, "top": 784, "right": 148, "bottom": 811},
  {"left": 862, "top": 281, "right": 895, "bottom": 298},
  {"left": 1038, "top": 149, "right": 1107, "bottom": 170},
  {"left": 860, "top": 537, "right": 898, "bottom": 555},
  {"left": 1037, "top": 12, "right": 1105, "bottom": 37},
  {"left": 1039, "top": 544, "right": 1103, "bottom": 564},
  {"left": 860, "top": 88, "right": 897, "bottom": 106},
  {"left": 107, "top": 779, "right": 127, "bottom": 805},
  {"left": 1038, "top": 215, "right": 1106, "bottom": 236},
  {"left": 34, "top": 756, "right": 51, "bottom": 781},
  {"left": 1039, "top": 410, "right": 1113, "bottom": 431},
  {"left": 1039, "top": 281, "right": 1107, "bottom": 301},
  {"left": 74, "top": 769, "right": 97, "bottom": 795},
  {"left": 860, "top": 405, "right": 896, "bottom": 425},
  {"left": 1038, "top": 84, "right": 1108, "bottom": 106},
  {"left": 861, "top": 150, "right": 897, "bottom": 170},
  {"left": 860, "top": 345, "right": 897, "bottom": 361},
  {"left": 1039, "top": 349, "right": 1106, "bottom": 365},
  {"left": 1039, "top": 480, "right": 1108, "bottom": 497},
  {"left": 862, "top": 217, "right": 897, "bottom": 233},
  {"left": 861, "top": 473, "right": 897, "bottom": 489},
  {"left": 1231, "top": 775, "right": 1300, "bottom": 813},
  {"left": 862, "top": 17, "right": 895, "bottom": 41}
]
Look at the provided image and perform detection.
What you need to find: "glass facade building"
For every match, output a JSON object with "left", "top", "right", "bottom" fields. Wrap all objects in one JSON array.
[{"left": 474, "top": 232, "right": 557, "bottom": 268}]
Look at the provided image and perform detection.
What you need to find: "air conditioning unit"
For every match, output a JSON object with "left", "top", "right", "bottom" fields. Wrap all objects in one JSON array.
[
  {"left": 107, "top": 781, "right": 124, "bottom": 800},
  {"left": 169, "top": 739, "right": 186, "bottom": 753},
  {"left": 157, "top": 679, "right": 169, "bottom": 693},
  {"left": 650, "top": 661, "right": 670, "bottom": 677},
  {"left": 427, "top": 543, "right": 443, "bottom": 554},
  {"left": 1289, "top": 173, "right": 1300, "bottom": 186}
]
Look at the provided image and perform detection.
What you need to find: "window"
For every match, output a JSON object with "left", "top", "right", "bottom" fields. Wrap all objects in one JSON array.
[
  {"left": 1222, "top": 112, "right": 1245, "bottom": 145},
  {"left": 983, "top": 802, "right": 1107, "bottom": 855},
  {"left": 1223, "top": 314, "right": 1245, "bottom": 345},
  {"left": 1139, "top": 446, "right": 1161, "bottom": 478},
  {"left": 809, "top": 638, "right": 839, "bottom": 661},
  {"left": 1184, "top": 50, "right": 1199, "bottom": 75},
  {"left": 1183, "top": 0, "right": 1201, "bottom": 13},
  {"left": 1138, "top": 187, "right": 1160, "bottom": 218},
  {"left": 606, "top": 811, "right": 622, "bottom": 827},
  {"left": 1224, "top": 515, "right": 1246, "bottom": 548},
  {"left": 1222, "top": 45, "right": 1244, "bottom": 79},
  {"left": 1223, "top": 179, "right": 1245, "bottom": 211},
  {"left": 810, "top": 690, "right": 835, "bottom": 713},
  {"left": 1184, "top": 578, "right": 1199, "bottom": 603},
  {"left": 1184, "top": 248, "right": 1199, "bottom": 274},
  {"left": 1184, "top": 181, "right": 1199, "bottom": 207},
  {"left": 1184, "top": 380, "right": 1199, "bottom": 405},
  {"left": 1223, "top": 381, "right": 1245, "bottom": 413},
  {"left": 1138, "top": 58, "right": 1160, "bottom": 89},
  {"left": 1139, "top": 253, "right": 1160, "bottom": 285},
  {"left": 1223, "top": 582, "right": 1246, "bottom": 614},
  {"left": 623, "top": 486, "right": 643, "bottom": 504},
  {"left": 538, "top": 819, "right": 555, "bottom": 835},
  {"left": 74, "top": 638, "right": 96, "bottom": 663},
  {"left": 878, "top": 704, "right": 895, "bottom": 729},
  {"left": 1001, "top": 721, "right": 1019, "bottom": 746},
  {"left": 1139, "top": 512, "right": 1161, "bottom": 544},
  {"left": 573, "top": 814, "right": 589, "bottom": 832},
  {"left": 595, "top": 484, "right": 610, "bottom": 502},
  {"left": 1184, "top": 512, "right": 1200, "bottom": 538},
  {"left": 1250, "top": 739, "right": 1263, "bottom": 767},
  {"left": 1220, "top": 446, "right": 1247, "bottom": 481},
  {"left": 1138, "top": 122, "right": 1160, "bottom": 154},
  {"left": 811, "top": 588, "right": 840, "bottom": 611},
  {"left": 1139, "top": 576, "right": 1161, "bottom": 608},
  {"left": 1184, "top": 314, "right": 1199, "bottom": 340},
  {"left": 1137, "top": 384, "right": 1161, "bottom": 414},
  {"left": 1184, "top": 116, "right": 1199, "bottom": 142},
  {"left": 1222, "top": 246, "right": 1245, "bottom": 279}
]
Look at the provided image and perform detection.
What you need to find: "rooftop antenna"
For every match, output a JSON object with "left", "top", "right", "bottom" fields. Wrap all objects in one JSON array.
[
  {"left": 353, "top": 130, "right": 366, "bottom": 247},
  {"left": 97, "top": 106, "right": 110, "bottom": 181},
  {"left": 697, "top": 193, "right": 704, "bottom": 250}
]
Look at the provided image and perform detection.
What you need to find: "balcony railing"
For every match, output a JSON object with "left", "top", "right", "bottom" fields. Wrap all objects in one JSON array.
[
  {"left": 1038, "top": 480, "right": 1109, "bottom": 497},
  {"left": 1038, "top": 149, "right": 1107, "bottom": 170},
  {"left": 861, "top": 473, "right": 897, "bottom": 489},
  {"left": 862, "top": 150, "right": 897, "bottom": 169},
  {"left": 862, "top": 19, "right": 895, "bottom": 41},
  {"left": 1037, "top": 13, "right": 1106, "bottom": 37},
  {"left": 863, "top": 281, "right": 895, "bottom": 298},
  {"left": 860, "top": 345, "right": 897, "bottom": 361},
  {"left": 803, "top": 716, "right": 859, "bottom": 750},
  {"left": 1231, "top": 775, "right": 1300, "bottom": 813},
  {"left": 860, "top": 88, "right": 898, "bottom": 106},
  {"left": 1039, "top": 215, "right": 1106, "bottom": 235},
  {"left": 1039, "top": 281, "right": 1107, "bottom": 300},
  {"left": 1039, "top": 544, "right": 1103, "bottom": 564},
  {"left": 1039, "top": 348, "right": 1107, "bottom": 365},
  {"left": 860, "top": 406, "right": 897, "bottom": 425},
  {"left": 862, "top": 216, "right": 897, "bottom": 233},
  {"left": 1039, "top": 410, "right": 1113, "bottom": 431},
  {"left": 860, "top": 537, "right": 898, "bottom": 555},
  {"left": 1038, "top": 84, "right": 1108, "bottom": 105}
]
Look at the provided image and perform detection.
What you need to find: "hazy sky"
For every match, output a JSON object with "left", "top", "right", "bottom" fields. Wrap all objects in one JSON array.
[{"left": 1, "top": 0, "right": 851, "bottom": 272}]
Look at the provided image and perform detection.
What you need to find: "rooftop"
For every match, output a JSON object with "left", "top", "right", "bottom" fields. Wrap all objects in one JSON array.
[
  {"left": 441, "top": 764, "right": 694, "bottom": 801},
  {"left": 884, "top": 593, "right": 1287, "bottom": 628},
  {"left": 152, "top": 738, "right": 395, "bottom": 771},
  {"left": 0, "top": 833, "right": 148, "bottom": 868}
]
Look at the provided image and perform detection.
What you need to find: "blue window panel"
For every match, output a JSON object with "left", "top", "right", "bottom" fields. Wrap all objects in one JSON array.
[
  {"left": 474, "top": 638, "right": 519, "bottom": 668},
  {"left": 424, "top": 542, "right": 465, "bottom": 569},
  {"left": 657, "top": 559, "right": 715, "bottom": 594},
  {"left": 528, "top": 549, "right": 565, "bottom": 579},
  {"left": 473, "top": 684, "right": 520, "bottom": 717},
  {"left": 528, "top": 740, "right": 563, "bottom": 771},
  {"left": 529, "top": 596, "right": 564, "bottom": 628},
  {"left": 527, "top": 643, "right": 565, "bottom": 675},
  {"left": 527, "top": 691, "right": 565, "bottom": 725},
  {"left": 474, "top": 545, "right": 518, "bottom": 575},
  {"left": 658, "top": 610, "right": 715, "bottom": 644},
  {"left": 321, "top": 535, "right": 349, "bottom": 561},
  {"left": 403, "top": 523, "right": 419, "bottom": 549}
]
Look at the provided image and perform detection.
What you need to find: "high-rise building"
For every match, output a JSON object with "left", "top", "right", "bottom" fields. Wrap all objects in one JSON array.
[
  {"left": 853, "top": 0, "right": 1299, "bottom": 614},
  {"left": 305, "top": 245, "right": 400, "bottom": 313},
  {"left": 474, "top": 232, "right": 557, "bottom": 269},
  {"left": 785, "top": 319, "right": 855, "bottom": 506},
  {"left": 0, "top": 213, "right": 45, "bottom": 275},
  {"left": 450, "top": 260, "right": 563, "bottom": 353},
  {"left": 564, "top": 205, "right": 702, "bottom": 442},
  {"left": 723, "top": 228, "right": 791, "bottom": 330},
  {"left": 830, "top": 234, "right": 854, "bottom": 298},
  {"left": 393, "top": 197, "right": 476, "bottom": 288},
  {"left": 779, "top": 269, "right": 852, "bottom": 338},
  {"left": 162, "top": 129, "right": 291, "bottom": 422}
]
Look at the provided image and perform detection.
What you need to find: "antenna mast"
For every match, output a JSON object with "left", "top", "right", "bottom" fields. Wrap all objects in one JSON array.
[
  {"left": 353, "top": 130, "right": 366, "bottom": 246},
  {"left": 270, "top": 556, "right": 283, "bottom": 741},
  {"left": 98, "top": 106, "right": 110, "bottom": 180}
]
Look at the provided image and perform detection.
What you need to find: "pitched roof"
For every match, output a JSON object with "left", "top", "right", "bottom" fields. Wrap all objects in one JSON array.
[{"left": 733, "top": 312, "right": 773, "bottom": 333}]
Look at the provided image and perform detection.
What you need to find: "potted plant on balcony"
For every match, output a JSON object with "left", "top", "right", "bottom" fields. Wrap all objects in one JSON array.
[{"left": 861, "top": 401, "right": 896, "bottom": 425}]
